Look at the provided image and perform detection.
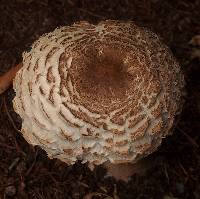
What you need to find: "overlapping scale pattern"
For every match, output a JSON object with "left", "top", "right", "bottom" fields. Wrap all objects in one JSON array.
[{"left": 13, "top": 20, "right": 184, "bottom": 166}]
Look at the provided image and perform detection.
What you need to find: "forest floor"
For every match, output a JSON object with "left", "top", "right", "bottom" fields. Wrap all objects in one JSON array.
[{"left": 0, "top": 0, "right": 200, "bottom": 198}]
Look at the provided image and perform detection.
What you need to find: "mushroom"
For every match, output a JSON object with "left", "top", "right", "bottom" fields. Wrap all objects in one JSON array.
[{"left": 1, "top": 20, "right": 185, "bottom": 180}]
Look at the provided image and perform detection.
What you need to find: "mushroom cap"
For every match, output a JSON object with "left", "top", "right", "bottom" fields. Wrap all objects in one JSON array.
[{"left": 13, "top": 20, "right": 184, "bottom": 166}]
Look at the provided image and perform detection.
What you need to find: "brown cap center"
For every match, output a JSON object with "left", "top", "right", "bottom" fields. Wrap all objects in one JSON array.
[{"left": 65, "top": 46, "right": 136, "bottom": 113}]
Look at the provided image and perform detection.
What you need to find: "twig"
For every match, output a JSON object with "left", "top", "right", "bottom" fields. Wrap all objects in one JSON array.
[
  {"left": 177, "top": 126, "right": 199, "bottom": 148},
  {"left": 3, "top": 97, "right": 21, "bottom": 133},
  {"left": 8, "top": 157, "right": 20, "bottom": 172},
  {"left": 113, "top": 184, "right": 120, "bottom": 199},
  {"left": 163, "top": 163, "right": 169, "bottom": 184},
  {"left": 83, "top": 192, "right": 109, "bottom": 199},
  {"left": 0, "top": 98, "right": 3, "bottom": 111},
  {"left": 78, "top": 181, "right": 89, "bottom": 188},
  {"left": 178, "top": 161, "right": 188, "bottom": 176},
  {"left": 25, "top": 148, "right": 38, "bottom": 177},
  {"left": 78, "top": 8, "right": 106, "bottom": 19},
  {"left": 67, "top": 0, "right": 75, "bottom": 6},
  {"left": 2, "top": 96, "right": 22, "bottom": 153}
]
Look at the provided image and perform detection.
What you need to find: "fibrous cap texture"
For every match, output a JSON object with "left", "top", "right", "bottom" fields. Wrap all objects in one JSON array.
[{"left": 13, "top": 20, "right": 184, "bottom": 166}]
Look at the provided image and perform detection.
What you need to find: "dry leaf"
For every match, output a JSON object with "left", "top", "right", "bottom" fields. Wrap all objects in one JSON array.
[
  {"left": 189, "top": 35, "right": 200, "bottom": 60},
  {"left": 189, "top": 35, "right": 200, "bottom": 46},
  {"left": 191, "top": 49, "right": 200, "bottom": 60}
]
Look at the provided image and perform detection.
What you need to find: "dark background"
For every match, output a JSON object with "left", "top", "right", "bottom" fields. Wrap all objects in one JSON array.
[{"left": 0, "top": 0, "right": 200, "bottom": 198}]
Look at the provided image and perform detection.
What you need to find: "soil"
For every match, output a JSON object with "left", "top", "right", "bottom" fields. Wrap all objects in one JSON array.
[{"left": 0, "top": 0, "right": 200, "bottom": 199}]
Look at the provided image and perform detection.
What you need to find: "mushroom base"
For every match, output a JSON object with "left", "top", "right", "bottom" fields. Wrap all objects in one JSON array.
[{"left": 103, "top": 157, "right": 155, "bottom": 182}]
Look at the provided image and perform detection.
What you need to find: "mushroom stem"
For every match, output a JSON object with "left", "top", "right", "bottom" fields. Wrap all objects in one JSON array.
[
  {"left": 0, "top": 63, "right": 22, "bottom": 94},
  {"left": 103, "top": 158, "right": 154, "bottom": 182}
]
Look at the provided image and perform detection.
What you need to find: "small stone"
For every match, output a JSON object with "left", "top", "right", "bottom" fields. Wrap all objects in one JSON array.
[{"left": 175, "top": 182, "right": 185, "bottom": 194}]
